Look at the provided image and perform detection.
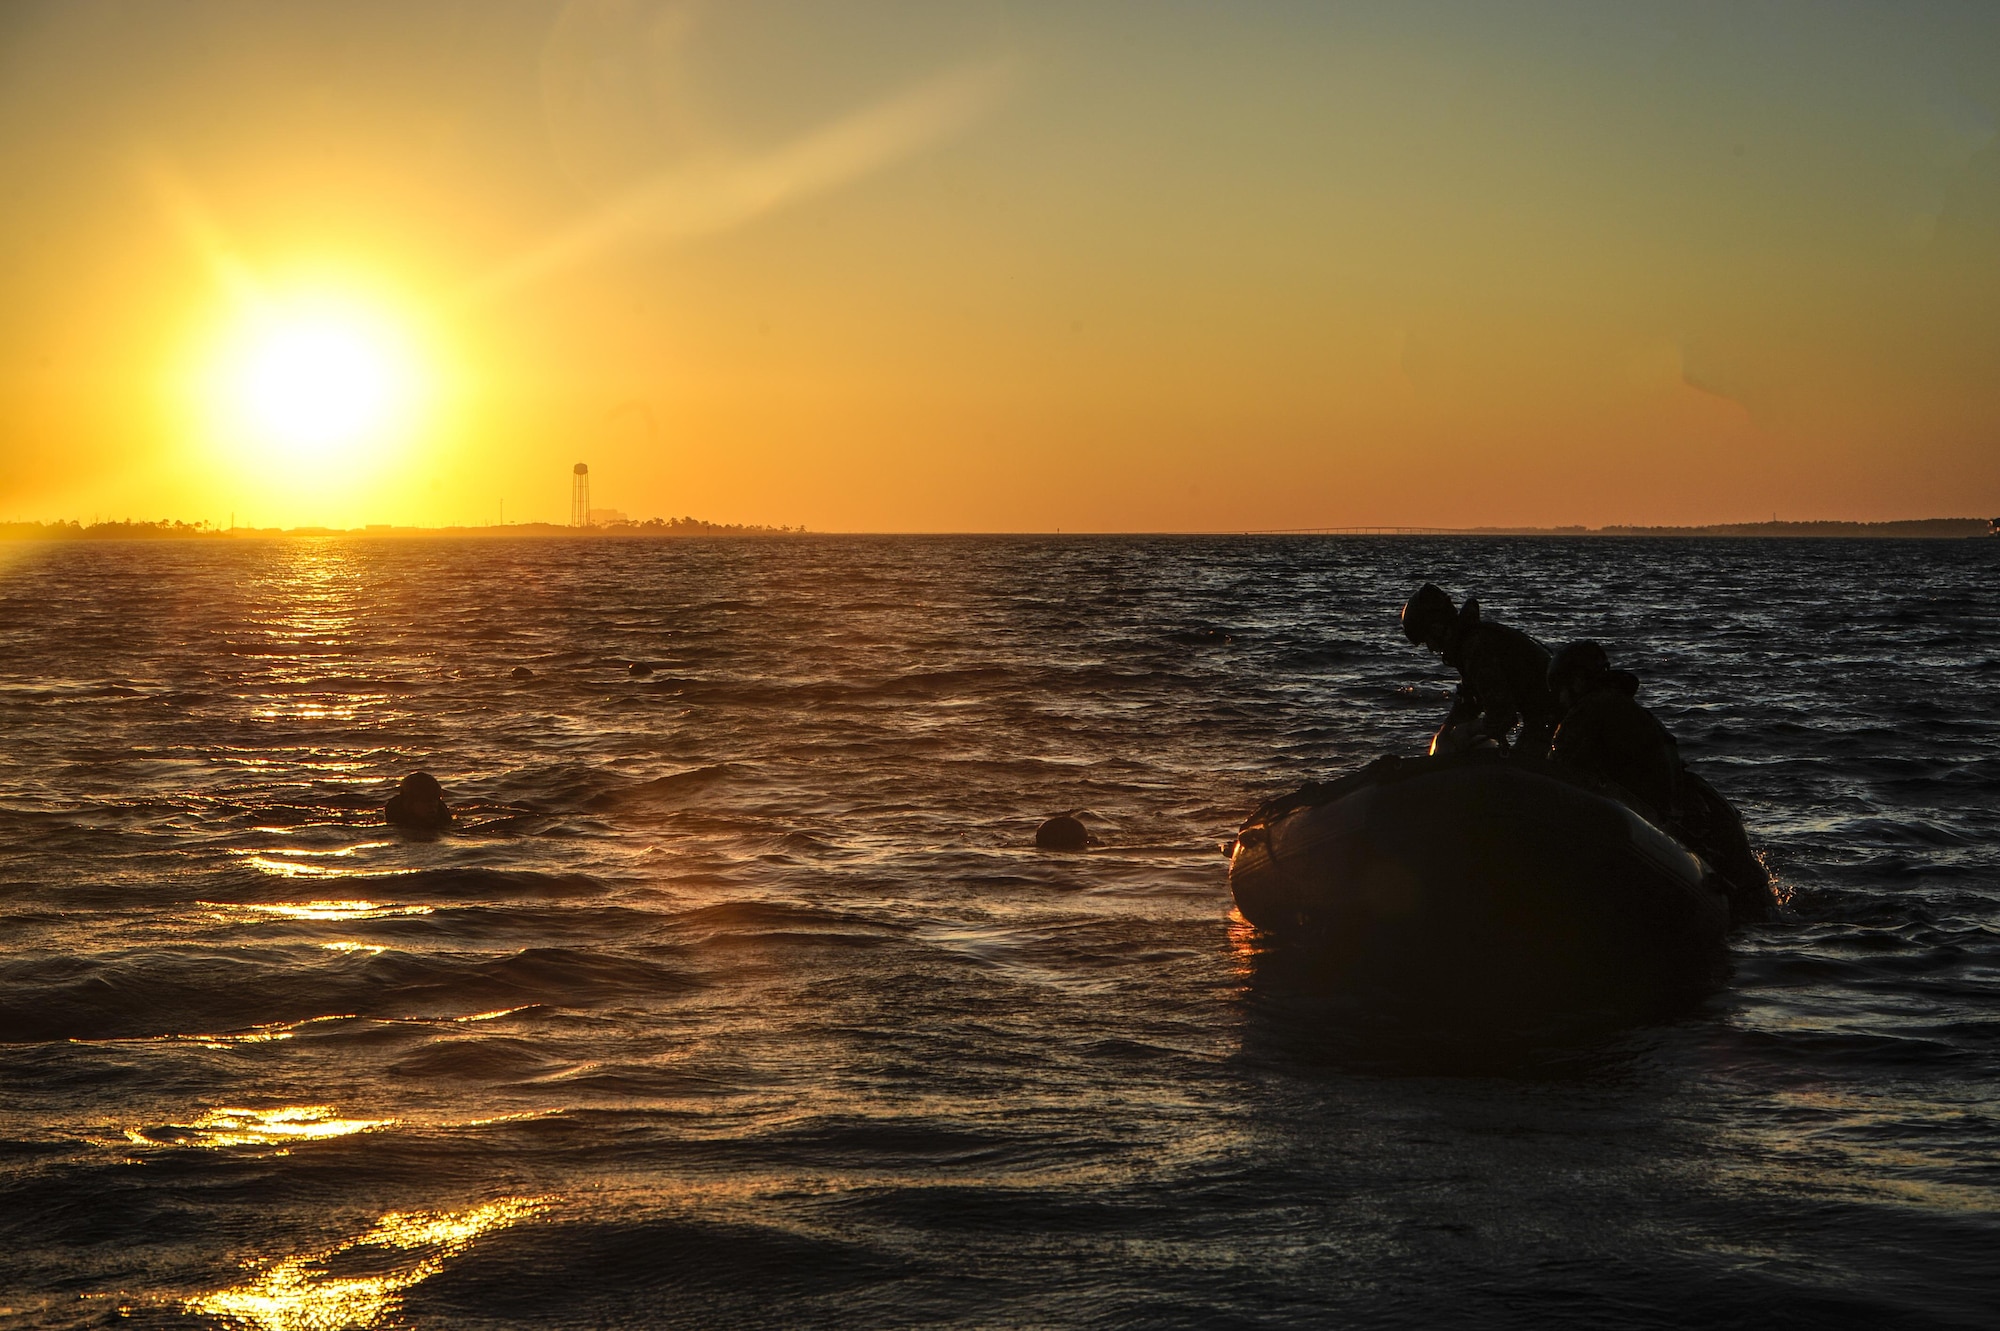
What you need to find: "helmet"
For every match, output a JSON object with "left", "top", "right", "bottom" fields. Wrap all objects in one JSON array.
[
  {"left": 1548, "top": 640, "right": 1609, "bottom": 696},
  {"left": 1400, "top": 583, "right": 1456, "bottom": 645}
]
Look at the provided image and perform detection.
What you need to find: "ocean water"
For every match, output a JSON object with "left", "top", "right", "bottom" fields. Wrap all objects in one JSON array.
[{"left": 0, "top": 534, "right": 1995, "bottom": 1329}]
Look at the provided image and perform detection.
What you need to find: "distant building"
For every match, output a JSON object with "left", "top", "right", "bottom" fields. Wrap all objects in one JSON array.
[{"left": 588, "top": 508, "right": 630, "bottom": 526}]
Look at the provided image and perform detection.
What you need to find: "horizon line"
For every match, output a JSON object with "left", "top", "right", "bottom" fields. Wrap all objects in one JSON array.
[{"left": 2, "top": 516, "right": 1993, "bottom": 540}]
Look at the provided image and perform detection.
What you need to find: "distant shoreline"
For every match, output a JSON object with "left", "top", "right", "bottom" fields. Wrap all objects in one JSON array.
[
  {"left": 1242, "top": 518, "right": 1995, "bottom": 539},
  {"left": 0, "top": 518, "right": 807, "bottom": 541},
  {"left": 0, "top": 517, "right": 1992, "bottom": 541}
]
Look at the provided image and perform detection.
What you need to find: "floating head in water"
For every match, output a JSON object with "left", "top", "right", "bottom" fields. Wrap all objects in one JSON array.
[{"left": 386, "top": 771, "right": 452, "bottom": 831}]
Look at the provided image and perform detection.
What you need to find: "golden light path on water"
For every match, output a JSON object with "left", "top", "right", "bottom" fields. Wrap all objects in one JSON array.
[
  {"left": 206, "top": 898, "right": 435, "bottom": 920},
  {"left": 184, "top": 1197, "right": 549, "bottom": 1331},
  {"left": 125, "top": 1105, "right": 391, "bottom": 1150},
  {"left": 72, "top": 1006, "right": 535, "bottom": 1065},
  {"left": 232, "top": 857, "right": 393, "bottom": 880}
]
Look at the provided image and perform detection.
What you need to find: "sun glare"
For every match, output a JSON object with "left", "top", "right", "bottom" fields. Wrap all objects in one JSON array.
[
  {"left": 239, "top": 318, "right": 399, "bottom": 451},
  {"left": 203, "top": 292, "right": 429, "bottom": 472}
]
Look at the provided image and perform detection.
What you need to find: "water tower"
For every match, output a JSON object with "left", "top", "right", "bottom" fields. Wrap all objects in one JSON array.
[{"left": 570, "top": 463, "right": 590, "bottom": 527}]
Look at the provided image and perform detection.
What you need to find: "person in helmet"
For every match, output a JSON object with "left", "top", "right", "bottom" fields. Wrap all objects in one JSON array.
[
  {"left": 1545, "top": 641, "right": 1681, "bottom": 817},
  {"left": 1400, "top": 583, "right": 1560, "bottom": 755}
]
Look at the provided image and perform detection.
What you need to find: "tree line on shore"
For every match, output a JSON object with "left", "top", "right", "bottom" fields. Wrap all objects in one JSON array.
[{"left": 0, "top": 517, "right": 807, "bottom": 540}]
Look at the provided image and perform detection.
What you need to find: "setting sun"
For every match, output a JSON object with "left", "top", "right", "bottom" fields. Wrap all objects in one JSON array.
[
  {"left": 175, "top": 280, "right": 451, "bottom": 522},
  {"left": 216, "top": 298, "right": 421, "bottom": 462},
  {"left": 234, "top": 312, "right": 406, "bottom": 455}
]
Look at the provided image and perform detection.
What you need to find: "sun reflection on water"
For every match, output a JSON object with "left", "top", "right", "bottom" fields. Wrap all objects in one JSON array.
[
  {"left": 125, "top": 1105, "right": 393, "bottom": 1150},
  {"left": 250, "top": 702, "right": 361, "bottom": 723},
  {"left": 232, "top": 849, "right": 413, "bottom": 880},
  {"left": 1225, "top": 912, "right": 1259, "bottom": 982},
  {"left": 206, "top": 899, "right": 433, "bottom": 920},
  {"left": 1723, "top": 1085, "right": 1999, "bottom": 1214},
  {"left": 238, "top": 858, "right": 356, "bottom": 879},
  {"left": 454, "top": 1006, "right": 531, "bottom": 1022},
  {"left": 244, "top": 843, "right": 389, "bottom": 858},
  {"left": 71, "top": 1014, "right": 355, "bottom": 1052},
  {"left": 186, "top": 1197, "right": 548, "bottom": 1331}
]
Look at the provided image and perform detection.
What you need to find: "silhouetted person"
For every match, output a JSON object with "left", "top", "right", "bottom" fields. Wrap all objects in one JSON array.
[
  {"left": 1548, "top": 642, "right": 1773, "bottom": 922},
  {"left": 1547, "top": 641, "right": 1681, "bottom": 818},
  {"left": 386, "top": 772, "right": 451, "bottom": 831},
  {"left": 1400, "top": 583, "right": 1560, "bottom": 755}
]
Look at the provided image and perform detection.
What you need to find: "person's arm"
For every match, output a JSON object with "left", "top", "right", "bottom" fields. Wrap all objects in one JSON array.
[
  {"left": 1443, "top": 682, "right": 1480, "bottom": 727},
  {"left": 1459, "top": 635, "right": 1522, "bottom": 740}
]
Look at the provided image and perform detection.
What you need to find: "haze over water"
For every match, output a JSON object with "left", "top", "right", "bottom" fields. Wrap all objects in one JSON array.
[{"left": 2, "top": 535, "right": 1996, "bottom": 1328}]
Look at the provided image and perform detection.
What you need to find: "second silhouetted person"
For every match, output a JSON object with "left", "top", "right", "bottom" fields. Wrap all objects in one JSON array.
[{"left": 1400, "top": 582, "right": 1561, "bottom": 756}]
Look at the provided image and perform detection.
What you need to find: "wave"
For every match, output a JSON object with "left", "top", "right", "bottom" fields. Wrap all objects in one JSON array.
[{"left": 0, "top": 943, "right": 695, "bottom": 1043}]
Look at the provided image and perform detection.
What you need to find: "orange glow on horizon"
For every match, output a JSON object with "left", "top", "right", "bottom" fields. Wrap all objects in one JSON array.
[{"left": 0, "top": 3, "right": 1994, "bottom": 531}]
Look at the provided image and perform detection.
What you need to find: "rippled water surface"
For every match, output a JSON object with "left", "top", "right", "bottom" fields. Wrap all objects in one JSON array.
[{"left": 1, "top": 535, "right": 1995, "bottom": 1329}]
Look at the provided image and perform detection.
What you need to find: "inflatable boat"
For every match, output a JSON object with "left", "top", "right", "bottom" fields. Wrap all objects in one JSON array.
[{"left": 1228, "top": 753, "right": 1760, "bottom": 1013}]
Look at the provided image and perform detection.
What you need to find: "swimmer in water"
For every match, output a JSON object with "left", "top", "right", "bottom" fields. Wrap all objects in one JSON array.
[{"left": 385, "top": 772, "right": 452, "bottom": 831}]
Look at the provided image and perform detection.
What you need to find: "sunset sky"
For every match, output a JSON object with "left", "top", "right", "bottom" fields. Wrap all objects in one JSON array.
[{"left": 2, "top": 1, "right": 1997, "bottom": 531}]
